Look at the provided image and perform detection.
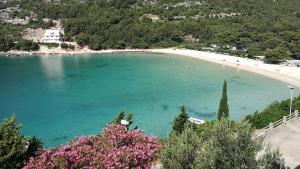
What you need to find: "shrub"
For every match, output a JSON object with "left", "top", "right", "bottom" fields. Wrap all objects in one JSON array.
[
  {"left": 264, "top": 47, "right": 291, "bottom": 64},
  {"left": 195, "top": 119, "right": 259, "bottom": 169},
  {"left": 258, "top": 146, "right": 286, "bottom": 169},
  {"left": 40, "top": 43, "right": 59, "bottom": 49},
  {"left": 112, "top": 112, "right": 134, "bottom": 129},
  {"left": 0, "top": 115, "right": 42, "bottom": 169},
  {"left": 0, "top": 36, "right": 14, "bottom": 51},
  {"left": 245, "top": 95, "right": 300, "bottom": 129},
  {"left": 0, "top": 115, "right": 27, "bottom": 169},
  {"left": 161, "top": 125, "right": 200, "bottom": 169},
  {"left": 76, "top": 32, "right": 89, "bottom": 46},
  {"left": 16, "top": 40, "right": 40, "bottom": 51},
  {"left": 23, "top": 124, "right": 161, "bottom": 169},
  {"left": 161, "top": 119, "right": 288, "bottom": 169},
  {"left": 60, "top": 43, "right": 69, "bottom": 49},
  {"left": 60, "top": 43, "right": 74, "bottom": 50}
]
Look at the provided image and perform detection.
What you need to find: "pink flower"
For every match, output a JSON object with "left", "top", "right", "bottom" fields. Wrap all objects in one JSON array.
[{"left": 23, "top": 124, "right": 161, "bottom": 169}]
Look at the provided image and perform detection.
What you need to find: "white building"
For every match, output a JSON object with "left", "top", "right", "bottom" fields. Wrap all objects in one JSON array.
[{"left": 41, "top": 29, "right": 64, "bottom": 43}]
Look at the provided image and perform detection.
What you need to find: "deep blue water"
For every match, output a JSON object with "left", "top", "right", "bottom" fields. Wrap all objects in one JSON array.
[{"left": 0, "top": 53, "right": 296, "bottom": 147}]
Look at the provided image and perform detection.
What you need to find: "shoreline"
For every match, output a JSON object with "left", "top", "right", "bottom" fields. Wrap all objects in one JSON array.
[
  {"left": 150, "top": 49, "right": 300, "bottom": 88},
  {"left": 1, "top": 48, "right": 300, "bottom": 88}
]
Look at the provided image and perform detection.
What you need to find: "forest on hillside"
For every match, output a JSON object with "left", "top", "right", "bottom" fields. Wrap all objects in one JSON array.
[{"left": 0, "top": 0, "right": 300, "bottom": 61}]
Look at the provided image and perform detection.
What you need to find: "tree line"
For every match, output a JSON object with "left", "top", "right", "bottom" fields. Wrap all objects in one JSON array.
[{"left": 0, "top": 0, "right": 300, "bottom": 63}]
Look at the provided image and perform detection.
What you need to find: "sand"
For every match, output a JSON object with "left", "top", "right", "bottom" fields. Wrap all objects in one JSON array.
[{"left": 149, "top": 48, "right": 300, "bottom": 88}]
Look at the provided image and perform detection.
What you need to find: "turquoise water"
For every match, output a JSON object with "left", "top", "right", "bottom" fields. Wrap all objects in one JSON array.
[{"left": 0, "top": 53, "right": 295, "bottom": 147}]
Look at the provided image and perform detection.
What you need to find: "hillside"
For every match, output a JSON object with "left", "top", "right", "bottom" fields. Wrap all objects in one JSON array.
[{"left": 0, "top": 0, "right": 300, "bottom": 60}]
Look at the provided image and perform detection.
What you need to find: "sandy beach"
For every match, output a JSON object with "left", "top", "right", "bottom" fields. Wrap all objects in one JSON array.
[
  {"left": 1, "top": 47, "right": 300, "bottom": 88},
  {"left": 149, "top": 48, "right": 300, "bottom": 88}
]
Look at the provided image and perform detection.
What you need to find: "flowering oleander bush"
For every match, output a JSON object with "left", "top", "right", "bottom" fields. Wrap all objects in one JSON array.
[{"left": 23, "top": 124, "right": 161, "bottom": 169}]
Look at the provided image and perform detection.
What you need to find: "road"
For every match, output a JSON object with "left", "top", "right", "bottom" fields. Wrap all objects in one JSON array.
[{"left": 264, "top": 117, "right": 300, "bottom": 169}]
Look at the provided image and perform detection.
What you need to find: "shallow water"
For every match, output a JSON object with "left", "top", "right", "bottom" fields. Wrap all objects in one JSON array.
[{"left": 0, "top": 53, "right": 296, "bottom": 147}]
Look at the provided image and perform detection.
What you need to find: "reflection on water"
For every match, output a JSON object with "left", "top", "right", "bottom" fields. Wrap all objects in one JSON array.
[{"left": 40, "top": 56, "right": 65, "bottom": 86}]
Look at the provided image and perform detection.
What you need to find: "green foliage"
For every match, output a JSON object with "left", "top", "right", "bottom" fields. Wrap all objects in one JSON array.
[
  {"left": 17, "top": 40, "right": 40, "bottom": 51},
  {"left": 112, "top": 111, "right": 134, "bottom": 129},
  {"left": 0, "top": 36, "right": 14, "bottom": 52},
  {"left": 126, "top": 113, "right": 133, "bottom": 127},
  {"left": 183, "top": 43, "right": 204, "bottom": 51},
  {"left": 60, "top": 43, "right": 69, "bottom": 49},
  {"left": 161, "top": 119, "right": 288, "bottom": 169},
  {"left": 60, "top": 43, "right": 74, "bottom": 50},
  {"left": 218, "top": 80, "right": 229, "bottom": 120},
  {"left": 245, "top": 95, "right": 300, "bottom": 129},
  {"left": 264, "top": 47, "right": 291, "bottom": 64},
  {"left": 23, "top": 136, "right": 43, "bottom": 161},
  {"left": 0, "top": 115, "right": 26, "bottom": 169},
  {"left": 258, "top": 146, "right": 287, "bottom": 169},
  {"left": 112, "top": 112, "right": 126, "bottom": 124},
  {"left": 172, "top": 106, "right": 189, "bottom": 134},
  {"left": 0, "top": 32, "right": 39, "bottom": 52},
  {"left": 27, "top": 18, "right": 55, "bottom": 29},
  {"left": 2, "top": 0, "right": 300, "bottom": 59},
  {"left": 289, "top": 40, "right": 300, "bottom": 59},
  {"left": 196, "top": 119, "right": 259, "bottom": 169},
  {"left": 247, "top": 47, "right": 263, "bottom": 58},
  {"left": 195, "top": 120, "right": 216, "bottom": 134},
  {"left": 76, "top": 32, "right": 89, "bottom": 46},
  {"left": 160, "top": 125, "right": 200, "bottom": 169},
  {"left": 40, "top": 43, "right": 59, "bottom": 49},
  {"left": 0, "top": 115, "right": 43, "bottom": 169}
]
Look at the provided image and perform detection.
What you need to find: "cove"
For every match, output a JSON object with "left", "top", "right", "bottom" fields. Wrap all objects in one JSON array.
[{"left": 0, "top": 53, "right": 294, "bottom": 147}]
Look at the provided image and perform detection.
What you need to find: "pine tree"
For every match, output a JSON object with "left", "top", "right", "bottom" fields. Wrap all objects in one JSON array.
[
  {"left": 112, "top": 112, "right": 134, "bottom": 129},
  {"left": 172, "top": 106, "right": 189, "bottom": 134},
  {"left": 218, "top": 80, "right": 229, "bottom": 120},
  {"left": 0, "top": 115, "right": 26, "bottom": 168},
  {"left": 112, "top": 112, "right": 125, "bottom": 124}
]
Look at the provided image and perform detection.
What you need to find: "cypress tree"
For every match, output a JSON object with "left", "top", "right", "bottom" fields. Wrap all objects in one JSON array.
[{"left": 218, "top": 80, "right": 229, "bottom": 120}]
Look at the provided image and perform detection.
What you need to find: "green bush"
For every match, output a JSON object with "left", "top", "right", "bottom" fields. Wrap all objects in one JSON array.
[
  {"left": 0, "top": 115, "right": 26, "bottom": 168},
  {"left": 0, "top": 115, "right": 43, "bottom": 169},
  {"left": 15, "top": 40, "right": 40, "bottom": 51},
  {"left": 161, "top": 125, "right": 200, "bottom": 169},
  {"left": 60, "top": 43, "right": 69, "bottom": 49},
  {"left": 161, "top": 119, "right": 287, "bottom": 169},
  {"left": 0, "top": 36, "right": 14, "bottom": 52},
  {"left": 245, "top": 95, "right": 300, "bottom": 129},
  {"left": 112, "top": 112, "right": 134, "bottom": 130},
  {"left": 76, "top": 32, "right": 89, "bottom": 46},
  {"left": 41, "top": 43, "right": 59, "bottom": 49},
  {"left": 60, "top": 43, "right": 75, "bottom": 50},
  {"left": 264, "top": 47, "right": 291, "bottom": 64},
  {"left": 183, "top": 43, "right": 203, "bottom": 51}
]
